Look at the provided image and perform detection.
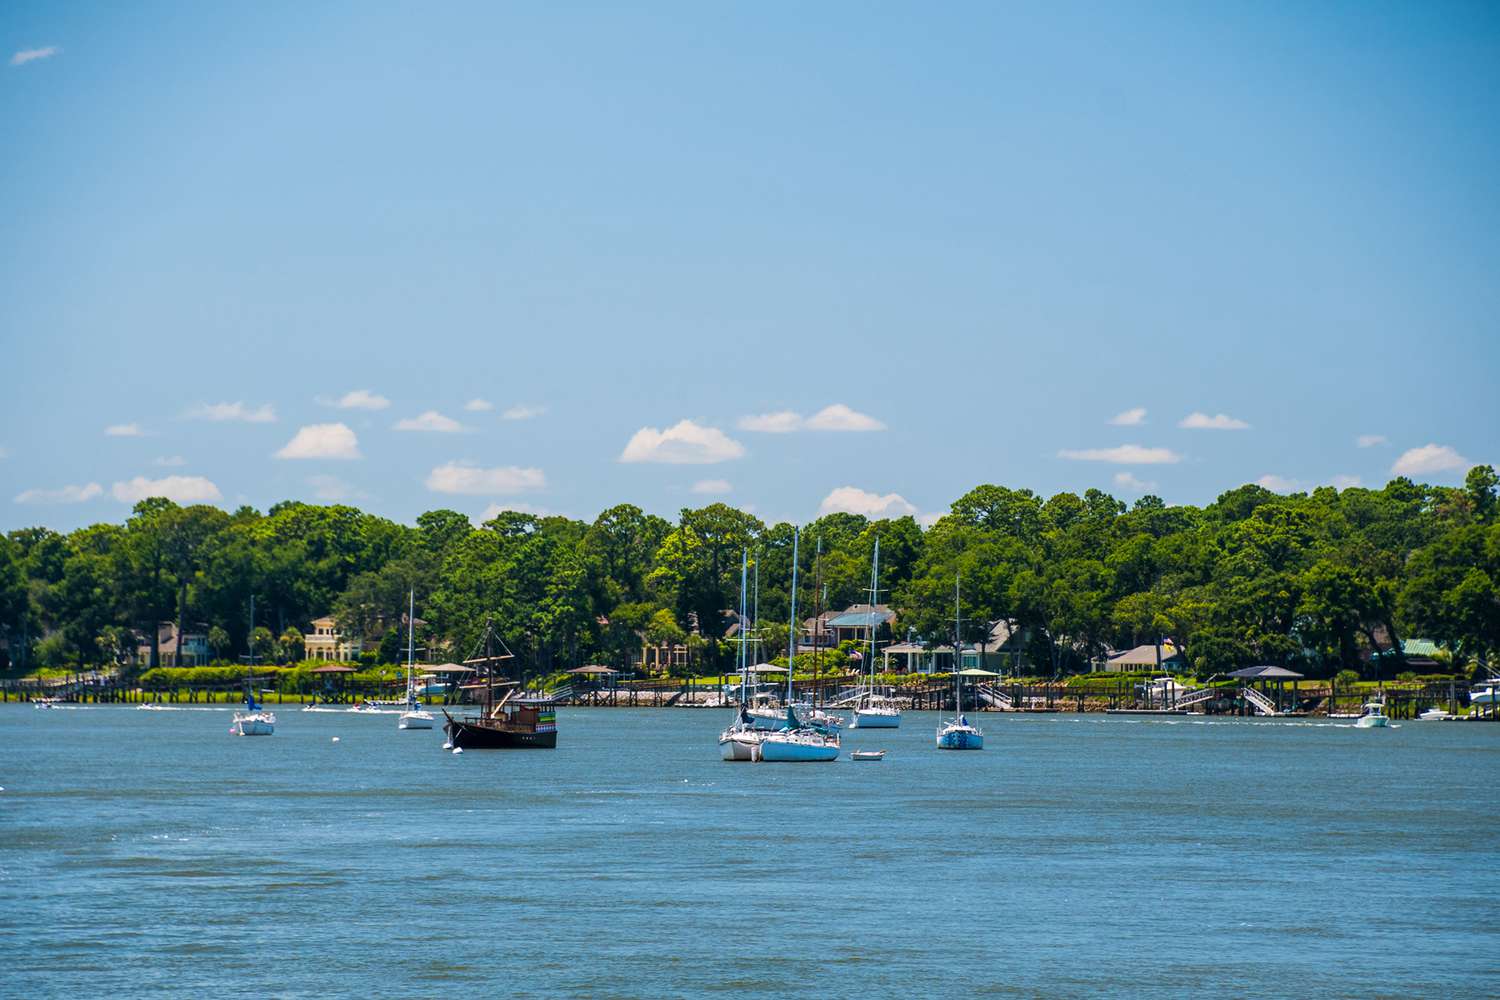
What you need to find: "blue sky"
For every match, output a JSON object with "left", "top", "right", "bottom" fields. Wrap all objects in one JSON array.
[{"left": 3, "top": 2, "right": 1497, "bottom": 531}]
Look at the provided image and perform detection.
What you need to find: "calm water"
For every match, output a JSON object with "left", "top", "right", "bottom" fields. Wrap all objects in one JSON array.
[{"left": 2, "top": 705, "right": 1497, "bottom": 998}]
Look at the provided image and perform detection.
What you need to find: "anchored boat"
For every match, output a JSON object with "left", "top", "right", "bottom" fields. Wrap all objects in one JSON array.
[
  {"left": 757, "top": 527, "right": 839, "bottom": 763},
  {"left": 441, "top": 618, "right": 557, "bottom": 749},
  {"left": 936, "top": 574, "right": 984, "bottom": 751}
]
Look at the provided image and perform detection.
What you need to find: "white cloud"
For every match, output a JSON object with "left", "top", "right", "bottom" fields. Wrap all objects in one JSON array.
[
  {"left": 502, "top": 404, "right": 544, "bottom": 421},
  {"left": 426, "top": 461, "right": 546, "bottom": 495},
  {"left": 479, "top": 502, "right": 551, "bottom": 520},
  {"left": 1391, "top": 443, "right": 1471, "bottom": 477},
  {"left": 1179, "top": 411, "right": 1251, "bottom": 430},
  {"left": 620, "top": 420, "right": 745, "bottom": 464},
  {"left": 1058, "top": 444, "right": 1182, "bottom": 465},
  {"left": 327, "top": 389, "right": 390, "bottom": 411},
  {"left": 737, "top": 404, "right": 886, "bottom": 433},
  {"left": 691, "top": 479, "right": 732, "bottom": 495},
  {"left": 11, "top": 47, "right": 60, "bottom": 67},
  {"left": 1356, "top": 434, "right": 1387, "bottom": 449},
  {"left": 1328, "top": 474, "right": 1362, "bottom": 490},
  {"left": 274, "top": 423, "right": 361, "bottom": 460},
  {"left": 15, "top": 482, "right": 102, "bottom": 504},
  {"left": 738, "top": 410, "right": 804, "bottom": 433},
  {"left": 917, "top": 511, "right": 944, "bottom": 528},
  {"left": 1108, "top": 407, "right": 1147, "bottom": 427},
  {"left": 307, "top": 474, "right": 366, "bottom": 501},
  {"left": 464, "top": 398, "right": 494, "bottom": 412},
  {"left": 1254, "top": 474, "right": 1298, "bottom": 493},
  {"left": 394, "top": 410, "right": 465, "bottom": 433},
  {"left": 805, "top": 404, "right": 885, "bottom": 432},
  {"left": 189, "top": 401, "right": 276, "bottom": 423},
  {"left": 111, "top": 475, "right": 222, "bottom": 504},
  {"left": 818, "top": 486, "right": 918, "bottom": 519},
  {"left": 154, "top": 455, "right": 186, "bottom": 467},
  {"left": 105, "top": 423, "right": 144, "bottom": 437},
  {"left": 1112, "top": 472, "right": 1157, "bottom": 492}
]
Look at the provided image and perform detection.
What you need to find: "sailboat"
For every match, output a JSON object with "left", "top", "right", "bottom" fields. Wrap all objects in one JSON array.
[
  {"left": 850, "top": 537, "right": 900, "bottom": 729},
  {"left": 935, "top": 574, "right": 983, "bottom": 750},
  {"left": 441, "top": 619, "right": 558, "bottom": 749},
  {"left": 758, "top": 528, "right": 840, "bottom": 762},
  {"left": 398, "top": 590, "right": 434, "bottom": 731},
  {"left": 720, "top": 549, "right": 763, "bottom": 761},
  {"left": 231, "top": 596, "right": 275, "bottom": 736}
]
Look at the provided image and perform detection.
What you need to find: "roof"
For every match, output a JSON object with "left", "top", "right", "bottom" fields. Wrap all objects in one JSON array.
[
  {"left": 310, "top": 664, "right": 357, "bottom": 674},
  {"left": 566, "top": 665, "right": 618, "bottom": 675},
  {"left": 884, "top": 641, "right": 927, "bottom": 654},
  {"left": 1401, "top": 638, "right": 1441, "bottom": 657},
  {"left": 1106, "top": 643, "right": 1185, "bottom": 667},
  {"left": 1226, "top": 665, "right": 1304, "bottom": 679},
  {"left": 425, "top": 662, "right": 474, "bottom": 674},
  {"left": 957, "top": 667, "right": 1000, "bottom": 677},
  {"left": 827, "top": 607, "right": 896, "bottom": 629}
]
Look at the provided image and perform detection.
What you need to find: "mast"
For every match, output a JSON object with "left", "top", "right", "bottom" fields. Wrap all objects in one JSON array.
[
  {"left": 866, "top": 537, "right": 881, "bottom": 700},
  {"left": 737, "top": 548, "right": 749, "bottom": 708},
  {"left": 953, "top": 573, "right": 962, "bottom": 717},
  {"left": 811, "top": 535, "right": 823, "bottom": 707},
  {"left": 787, "top": 527, "right": 800, "bottom": 708},
  {"left": 407, "top": 588, "right": 415, "bottom": 703}
]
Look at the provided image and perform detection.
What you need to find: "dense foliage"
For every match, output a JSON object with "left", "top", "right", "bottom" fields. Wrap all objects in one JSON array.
[{"left": 3, "top": 468, "right": 1497, "bottom": 680}]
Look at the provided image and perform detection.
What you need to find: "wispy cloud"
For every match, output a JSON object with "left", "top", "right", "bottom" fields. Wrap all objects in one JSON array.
[
  {"left": 10, "top": 46, "right": 60, "bottom": 67},
  {"left": 1254, "top": 474, "right": 1298, "bottom": 493},
  {"left": 1391, "top": 443, "right": 1470, "bottom": 477},
  {"left": 1059, "top": 444, "right": 1182, "bottom": 465},
  {"left": 111, "top": 475, "right": 222, "bottom": 504},
  {"left": 394, "top": 410, "right": 465, "bottom": 433},
  {"left": 324, "top": 389, "right": 389, "bottom": 411},
  {"left": 502, "top": 404, "right": 544, "bottom": 421},
  {"left": 274, "top": 423, "right": 361, "bottom": 460},
  {"left": 737, "top": 404, "right": 885, "bottom": 433},
  {"left": 188, "top": 401, "right": 276, "bottom": 423},
  {"left": 1112, "top": 471, "right": 1157, "bottom": 492},
  {"left": 1328, "top": 474, "right": 1362, "bottom": 490},
  {"left": 1108, "top": 407, "right": 1147, "bottom": 427},
  {"left": 154, "top": 455, "right": 187, "bottom": 467},
  {"left": 464, "top": 398, "right": 494, "bottom": 412},
  {"left": 15, "top": 482, "right": 102, "bottom": 504},
  {"left": 737, "top": 410, "right": 803, "bottom": 433},
  {"left": 1356, "top": 434, "right": 1387, "bottom": 448},
  {"left": 620, "top": 420, "right": 745, "bottom": 464},
  {"left": 818, "top": 486, "right": 918, "bottom": 519},
  {"left": 105, "top": 423, "right": 144, "bottom": 437},
  {"left": 690, "top": 479, "right": 732, "bottom": 495},
  {"left": 1179, "top": 412, "right": 1250, "bottom": 430},
  {"left": 426, "top": 461, "right": 546, "bottom": 495},
  {"left": 307, "top": 474, "right": 367, "bottom": 502}
]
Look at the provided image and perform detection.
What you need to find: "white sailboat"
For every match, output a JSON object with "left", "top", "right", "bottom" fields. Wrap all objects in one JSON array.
[
  {"left": 231, "top": 596, "right": 275, "bottom": 736},
  {"left": 758, "top": 528, "right": 840, "bottom": 762},
  {"left": 720, "top": 549, "right": 764, "bottom": 761},
  {"left": 850, "top": 537, "right": 900, "bottom": 730},
  {"left": 936, "top": 574, "right": 983, "bottom": 750},
  {"left": 398, "top": 590, "right": 434, "bottom": 731}
]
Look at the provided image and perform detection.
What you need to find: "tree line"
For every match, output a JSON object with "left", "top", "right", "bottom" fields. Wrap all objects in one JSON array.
[{"left": 2, "top": 468, "right": 1497, "bottom": 679}]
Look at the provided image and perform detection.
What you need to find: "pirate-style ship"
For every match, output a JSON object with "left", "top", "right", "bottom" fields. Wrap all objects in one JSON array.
[{"left": 442, "top": 618, "right": 558, "bottom": 749}]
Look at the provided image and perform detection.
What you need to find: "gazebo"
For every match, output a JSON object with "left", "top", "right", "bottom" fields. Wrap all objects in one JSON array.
[
  {"left": 309, "top": 663, "right": 356, "bottom": 702},
  {"left": 1226, "top": 665, "right": 1304, "bottom": 714}
]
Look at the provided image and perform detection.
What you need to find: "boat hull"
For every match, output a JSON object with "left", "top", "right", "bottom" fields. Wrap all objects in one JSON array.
[
  {"left": 1354, "top": 715, "right": 1389, "bottom": 729},
  {"left": 850, "top": 709, "right": 900, "bottom": 729},
  {"left": 398, "top": 711, "right": 435, "bottom": 730},
  {"left": 756, "top": 736, "right": 839, "bottom": 762},
  {"left": 719, "top": 731, "right": 762, "bottom": 761},
  {"left": 444, "top": 717, "right": 557, "bottom": 749},
  {"left": 231, "top": 713, "right": 275, "bottom": 736},
  {"left": 936, "top": 726, "right": 983, "bottom": 750}
]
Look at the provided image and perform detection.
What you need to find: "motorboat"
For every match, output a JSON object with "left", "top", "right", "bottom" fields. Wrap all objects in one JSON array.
[
  {"left": 1355, "top": 699, "right": 1389, "bottom": 728},
  {"left": 851, "top": 749, "right": 886, "bottom": 762},
  {"left": 1418, "top": 706, "right": 1451, "bottom": 721}
]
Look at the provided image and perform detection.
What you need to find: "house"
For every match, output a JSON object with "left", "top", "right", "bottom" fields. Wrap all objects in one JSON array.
[
  {"left": 134, "top": 622, "right": 211, "bottom": 668},
  {"left": 1103, "top": 642, "right": 1186, "bottom": 673},
  {"left": 304, "top": 616, "right": 367, "bottom": 662},
  {"left": 823, "top": 604, "right": 896, "bottom": 646}
]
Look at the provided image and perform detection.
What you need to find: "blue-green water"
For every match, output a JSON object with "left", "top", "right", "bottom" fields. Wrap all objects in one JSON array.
[{"left": 3, "top": 706, "right": 1497, "bottom": 998}]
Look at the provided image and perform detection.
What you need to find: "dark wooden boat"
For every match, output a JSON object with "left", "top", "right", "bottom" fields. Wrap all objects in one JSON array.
[{"left": 442, "top": 618, "right": 558, "bottom": 750}]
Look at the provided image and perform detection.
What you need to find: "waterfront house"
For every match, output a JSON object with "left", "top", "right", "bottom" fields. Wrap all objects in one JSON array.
[
  {"left": 304, "top": 616, "right": 366, "bottom": 662},
  {"left": 133, "top": 622, "right": 211, "bottom": 668},
  {"left": 824, "top": 604, "right": 896, "bottom": 646},
  {"left": 1103, "top": 642, "right": 1186, "bottom": 673}
]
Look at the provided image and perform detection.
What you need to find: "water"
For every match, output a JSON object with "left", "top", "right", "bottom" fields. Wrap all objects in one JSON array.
[{"left": 2, "top": 706, "right": 1497, "bottom": 998}]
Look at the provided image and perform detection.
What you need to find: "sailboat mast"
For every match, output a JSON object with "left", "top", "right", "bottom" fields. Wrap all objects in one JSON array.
[
  {"left": 787, "top": 527, "right": 800, "bottom": 706},
  {"left": 953, "top": 573, "right": 962, "bottom": 716},
  {"left": 738, "top": 549, "right": 749, "bottom": 705},
  {"left": 407, "top": 588, "right": 415, "bottom": 699},
  {"left": 812, "top": 535, "right": 822, "bottom": 707}
]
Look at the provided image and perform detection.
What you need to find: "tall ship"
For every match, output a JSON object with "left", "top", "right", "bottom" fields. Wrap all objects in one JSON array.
[{"left": 442, "top": 618, "right": 558, "bottom": 749}]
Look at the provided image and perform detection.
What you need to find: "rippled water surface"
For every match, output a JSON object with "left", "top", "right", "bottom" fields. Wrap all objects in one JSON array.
[{"left": 2, "top": 705, "right": 1497, "bottom": 998}]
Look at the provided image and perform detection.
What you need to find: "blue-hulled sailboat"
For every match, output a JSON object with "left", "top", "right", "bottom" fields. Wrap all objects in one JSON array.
[{"left": 936, "top": 573, "right": 983, "bottom": 750}]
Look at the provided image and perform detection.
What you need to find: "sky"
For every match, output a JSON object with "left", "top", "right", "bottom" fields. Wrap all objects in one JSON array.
[{"left": 2, "top": 1, "right": 1498, "bottom": 532}]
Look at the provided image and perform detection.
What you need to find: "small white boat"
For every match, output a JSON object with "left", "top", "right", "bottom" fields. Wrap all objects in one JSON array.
[
  {"left": 31, "top": 697, "right": 62, "bottom": 709},
  {"left": 230, "top": 709, "right": 276, "bottom": 736},
  {"left": 849, "top": 540, "right": 902, "bottom": 730},
  {"left": 398, "top": 708, "right": 434, "bottom": 730},
  {"left": 1355, "top": 699, "right": 1389, "bottom": 728},
  {"left": 754, "top": 529, "right": 839, "bottom": 764},
  {"left": 851, "top": 704, "right": 901, "bottom": 729},
  {"left": 851, "top": 749, "right": 886, "bottom": 761},
  {"left": 1418, "top": 707, "right": 1451, "bottom": 721},
  {"left": 935, "top": 575, "right": 984, "bottom": 751}
]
